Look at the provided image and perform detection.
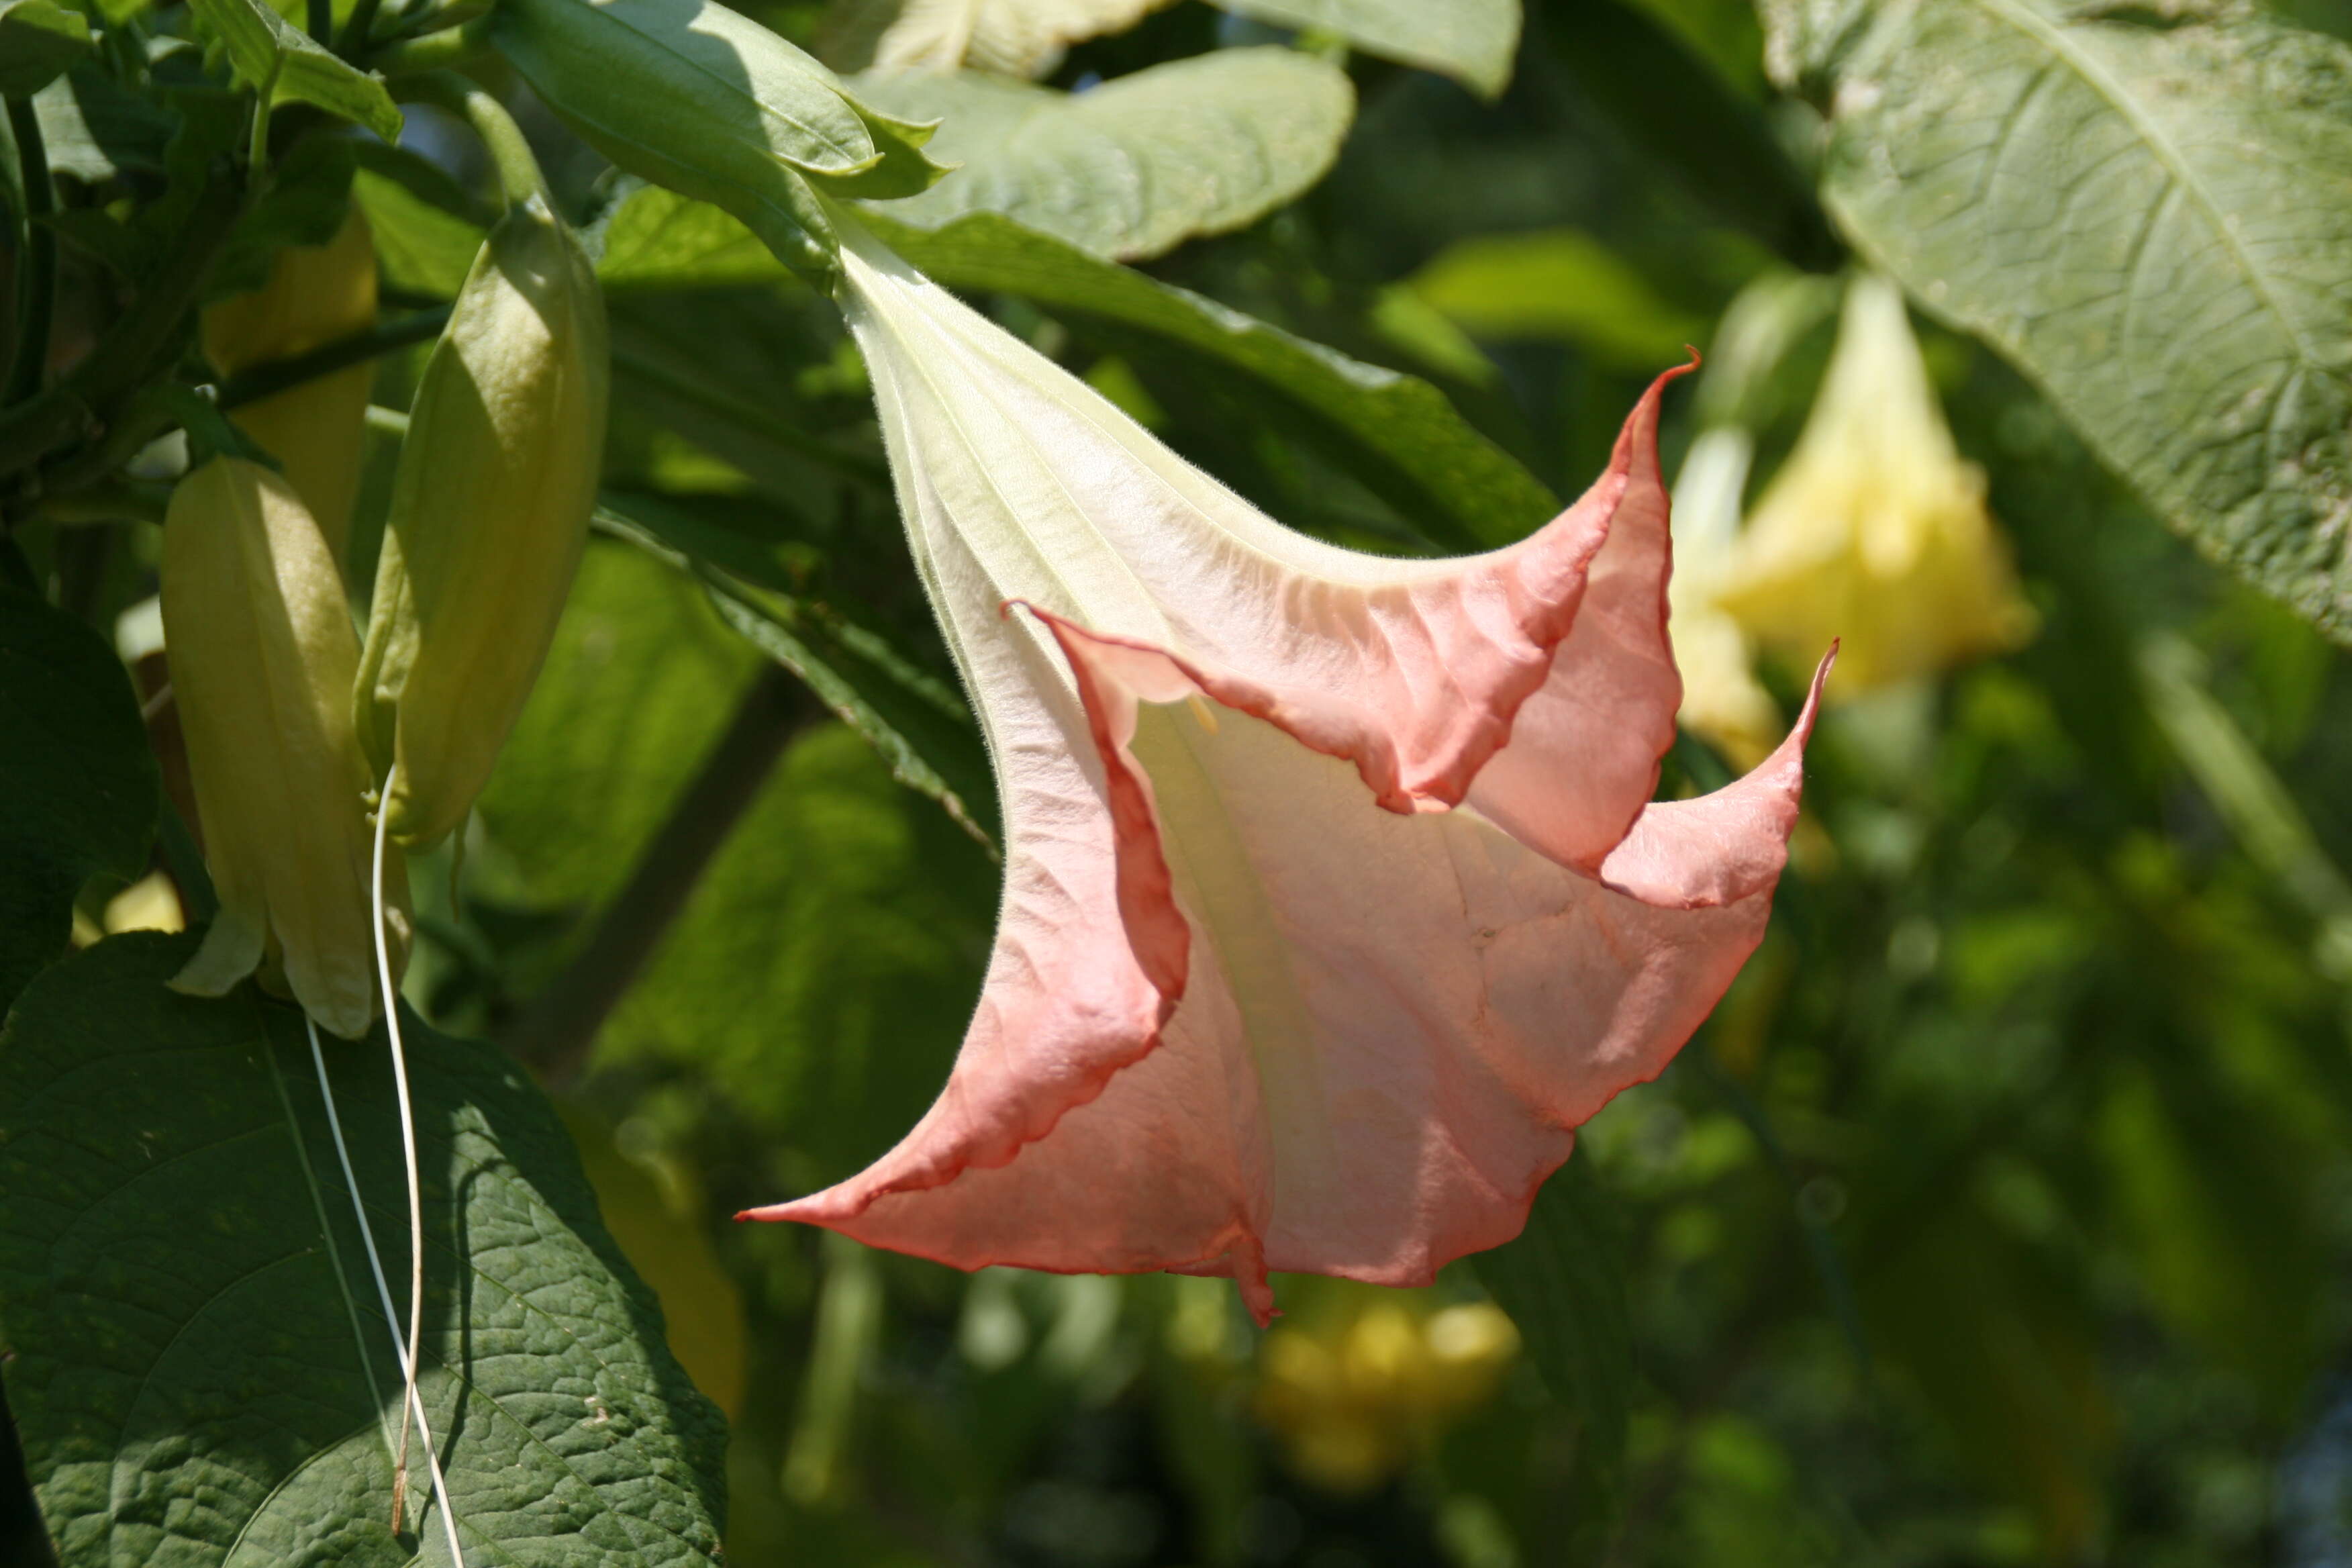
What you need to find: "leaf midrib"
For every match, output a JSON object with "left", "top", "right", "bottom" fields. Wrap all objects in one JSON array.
[{"left": 1961, "top": 0, "right": 2329, "bottom": 373}]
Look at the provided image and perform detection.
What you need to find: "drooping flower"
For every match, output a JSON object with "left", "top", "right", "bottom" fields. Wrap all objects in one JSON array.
[
  {"left": 742, "top": 225, "right": 1829, "bottom": 1320},
  {"left": 1714, "top": 274, "right": 2035, "bottom": 691},
  {"left": 1666, "top": 425, "right": 1781, "bottom": 770},
  {"left": 162, "top": 456, "right": 409, "bottom": 1038}
]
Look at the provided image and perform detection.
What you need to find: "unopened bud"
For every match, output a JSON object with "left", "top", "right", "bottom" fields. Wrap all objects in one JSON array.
[
  {"left": 201, "top": 207, "right": 378, "bottom": 568},
  {"left": 489, "top": 0, "right": 946, "bottom": 273},
  {"left": 354, "top": 196, "right": 609, "bottom": 850},
  {"left": 162, "top": 456, "right": 409, "bottom": 1039}
]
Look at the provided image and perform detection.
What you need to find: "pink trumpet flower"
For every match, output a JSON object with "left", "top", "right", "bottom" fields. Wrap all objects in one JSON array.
[{"left": 742, "top": 226, "right": 1831, "bottom": 1322}]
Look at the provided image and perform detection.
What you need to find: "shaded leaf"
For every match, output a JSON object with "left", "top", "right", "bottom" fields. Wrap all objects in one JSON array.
[
  {"left": 350, "top": 146, "right": 488, "bottom": 299},
  {"left": 0, "top": 935, "right": 729, "bottom": 1567},
  {"left": 867, "top": 208, "right": 1560, "bottom": 547},
  {"left": 30, "top": 66, "right": 175, "bottom": 184},
  {"left": 0, "top": 1, "right": 92, "bottom": 100},
  {"left": 188, "top": 0, "right": 403, "bottom": 140},
  {"left": 0, "top": 579, "right": 156, "bottom": 1016},
  {"left": 851, "top": 47, "right": 1354, "bottom": 261},
  {"left": 1763, "top": 0, "right": 2352, "bottom": 639},
  {"left": 1207, "top": 0, "right": 1520, "bottom": 98}
]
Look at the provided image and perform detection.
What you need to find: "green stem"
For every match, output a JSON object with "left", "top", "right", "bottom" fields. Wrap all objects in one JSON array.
[
  {"left": 340, "top": 0, "right": 387, "bottom": 52},
  {"left": 398, "top": 74, "right": 549, "bottom": 210},
  {"left": 219, "top": 306, "right": 452, "bottom": 410},
  {"left": 246, "top": 60, "right": 280, "bottom": 181},
  {"left": 367, "top": 15, "right": 495, "bottom": 77},
  {"left": 307, "top": 0, "right": 332, "bottom": 44},
  {"left": 5, "top": 97, "right": 57, "bottom": 409}
]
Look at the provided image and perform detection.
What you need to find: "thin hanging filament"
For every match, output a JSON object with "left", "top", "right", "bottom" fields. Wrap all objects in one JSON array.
[
  {"left": 306, "top": 1016, "right": 469, "bottom": 1566},
  {"left": 371, "top": 761, "right": 430, "bottom": 1533}
]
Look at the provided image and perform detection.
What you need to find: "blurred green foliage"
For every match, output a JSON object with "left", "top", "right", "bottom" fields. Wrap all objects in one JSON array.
[
  {"left": 440, "top": 0, "right": 2352, "bottom": 1561},
  {"left": 14, "top": 0, "right": 2352, "bottom": 1562}
]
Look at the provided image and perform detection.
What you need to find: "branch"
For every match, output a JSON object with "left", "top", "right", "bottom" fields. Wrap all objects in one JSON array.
[
  {"left": 4, "top": 97, "right": 58, "bottom": 409},
  {"left": 504, "top": 665, "right": 816, "bottom": 1085}
]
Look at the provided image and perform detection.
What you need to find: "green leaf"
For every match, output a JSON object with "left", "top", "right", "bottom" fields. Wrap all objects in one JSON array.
[
  {"left": 595, "top": 497, "right": 996, "bottom": 847},
  {"left": 866, "top": 209, "right": 1560, "bottom": 547},
  {"left": 820, "top": 0, "right": 1173, "bottom": 77},
  {"left": 1206, "top": 0, "right": 1520, "bottom": 98},
  {"left": 594, "top": 179, "right": 792, "bottom": 291},
  {"left": 0, "top": 1, "right": 92, "bottom": 100},
  {"left": 350, "top": 145, "right": 488, "bottom": 298},
  {"left": 30, "top": 66, "right": 176, "bottom": 184},
  {"left": 1468, "top": 1159, "right": 1631, "bottom": 1544},
  {"left": 0, "top": 579, "right": 156, "bottom": 1016},
  {"left": 188, "top": 0, "right": 403, "bottom": 141},
  {"left": 208, "top": 133, "right": 357, "bottom": 299},
  {"left": 1406, "top": 227, "right": 1710, "bottom": 369},
  {"left": 1763, "top": 0, "right": 2352, "bottom": 640},
  {"left": 0, "top": 934, "right": 730, "bottom": 1567},
  {"left": 850, "top": 47, "right": 1355, "bottom": 262},
  {"left": 490, "top": 0, "right": 948, "bottom": 275}
]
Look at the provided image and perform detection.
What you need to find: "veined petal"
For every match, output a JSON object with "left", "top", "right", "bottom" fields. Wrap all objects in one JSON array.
[
  {"left": 750, "top": 223, "right": 1826, "bottom": 1320},
  {"left": 756, "top": 611, "right": 1824, "bottom": 1319},
  {"left": 836, "top": 224, "right": 1681, "bottom": 852}
]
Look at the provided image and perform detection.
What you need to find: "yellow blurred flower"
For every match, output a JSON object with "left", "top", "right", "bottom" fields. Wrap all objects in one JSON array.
[
  {"left": 1252, "top": 1286, "right": 1520, "bottom": 1493},
  {"left": 1668, "top": 426, "right": 1782, "bottom": 770},
  {"left": 1714, "top": 274, "right": 2035, "bottom": 692}
]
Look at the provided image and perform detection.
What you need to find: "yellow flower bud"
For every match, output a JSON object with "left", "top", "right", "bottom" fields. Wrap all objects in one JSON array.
[
  {"left": 354, "top": 195, "right": 609, "bottom": 850},
  {"left": 201, "top": 207, "right": 378, "bottom": 568},
  {"left": 162, "top": 456, "right": 410, "bottom": 1038},
  {"left": 1715, "top": 275, "right": 2036, "bottom": 692}
]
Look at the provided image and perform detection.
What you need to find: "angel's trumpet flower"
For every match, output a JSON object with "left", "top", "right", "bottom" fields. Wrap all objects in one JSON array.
[
  {"left": 161, "top": 456, "right": 409, "bottom": 1038},
  {"left": 742, "top": 227, "right": 1829, "bottom": 1322},
  {"left": 1715, "top": 275, "right": 2035, "bottom": 691},
  {"left": 354, "top": 193, "right": 609, "bottom": 851},
  {"left": 201, "top": 205, "right": 378, "bottom": 568}
]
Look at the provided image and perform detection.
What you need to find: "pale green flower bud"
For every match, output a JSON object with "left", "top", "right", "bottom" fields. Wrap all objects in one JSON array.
[
  {"left": 354, "top": 195, "right": 609, "bottom": 851},
  {"left": 162, "top": 456, "right": 409, "bottom": 1039}
]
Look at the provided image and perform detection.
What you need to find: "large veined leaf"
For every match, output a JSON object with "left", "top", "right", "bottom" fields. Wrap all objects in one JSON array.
[
  {"left": 1208, "top": 0, "right": 1520, "bottom": 98},
  {"left": 867, "top": 209, "right": 1560, "bottom": 547},
  {"left": 819, "top": 0, "right": 1175, "bottom": 77},
  {"left": 0, "top": 578, "right": 156, "bottom": 1017},
  {"left": 850, "top": 47, "right": 1354, "bottom": 260},
  {"left": 1762, "top": 0, "right": 2352, "bottom": 640},
  {"left": 0, "top": 935, "right": 728, "bottom": 1567}
]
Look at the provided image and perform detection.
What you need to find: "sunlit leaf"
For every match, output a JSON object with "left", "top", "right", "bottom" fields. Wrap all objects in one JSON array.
[
  {"left": 851, "top": 48, "right": 1354, "bottom": 261},
  {"left": 1763, "top": 0, "right": 2352, "bottom": 640},
  {"left": 1207, "top": 0, "right": 1520, "bottom": 98},
  {"left": 819, "top": 0, "right": 1176, "bottom": 77}
]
